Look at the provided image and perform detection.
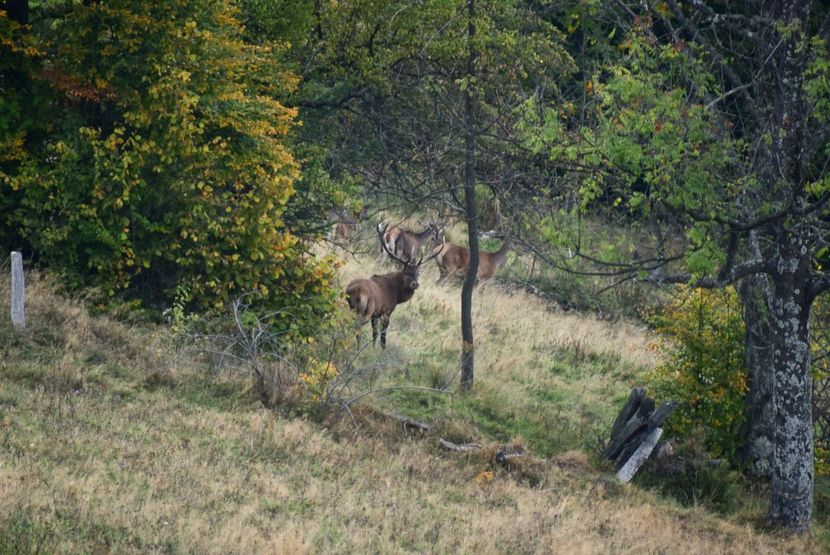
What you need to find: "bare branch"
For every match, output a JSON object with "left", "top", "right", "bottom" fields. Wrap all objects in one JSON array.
[{"left": 646, "top": 257, "right": 767, "bottom": 288}]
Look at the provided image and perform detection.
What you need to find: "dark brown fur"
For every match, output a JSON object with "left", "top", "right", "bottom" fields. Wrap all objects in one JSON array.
[{"left": 346, "top": 264, "right": 420, "bottom": 348}]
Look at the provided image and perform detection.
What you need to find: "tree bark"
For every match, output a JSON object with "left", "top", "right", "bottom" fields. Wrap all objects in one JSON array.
[
  {"left": 460, "top": 0, "right": 477, "bottom": 392},
  {"left": 738, "top": 273, "right": 775, "bottom": 477},
  {"left": 765, "top": 0, "right": 814, "bottom": 531},
  {"left": 766, "top": 240, "right": 814, "bottom": 531}
]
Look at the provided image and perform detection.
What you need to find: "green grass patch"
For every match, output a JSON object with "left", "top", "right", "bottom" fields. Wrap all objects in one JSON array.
[
  {"left": 0, "top": 510, "right": 156, "bottom": 555},
  {"left": 173, "top": 374, "right": 256, "bottom": 412}
]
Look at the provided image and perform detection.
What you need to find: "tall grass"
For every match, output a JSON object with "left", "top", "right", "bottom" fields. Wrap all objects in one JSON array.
[{"left": 0, "top": 260, "right": 825, "bottom": 553}]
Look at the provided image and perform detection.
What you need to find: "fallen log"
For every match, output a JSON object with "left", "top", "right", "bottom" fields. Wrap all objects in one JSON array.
[
  {"left": 495, "top": 444, "right": 526, "bottom": 464},
  {"left": 384, "top": 412, "right": 432, "bottom": 432}
]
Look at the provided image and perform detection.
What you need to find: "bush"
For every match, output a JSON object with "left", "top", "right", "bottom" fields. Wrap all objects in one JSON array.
[
  {"left": 644, "top": 286, "right": 747, "bottom": 465},
  {"left": 643, "top": 456, "right": 742, "bottom": 515},
  {"left": 0, "top": 2, "right": 337, "bottom": 336}
]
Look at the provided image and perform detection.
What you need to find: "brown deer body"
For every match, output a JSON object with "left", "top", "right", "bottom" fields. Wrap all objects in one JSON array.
[
  {"left": 333, "top": 221, "right": 355, "bottom": 242},
  {"left": 378, "top": 221, "right": 442, "bottom": 263},
  {"left": 377, "top": 221, "right": 402, "bottom": 263},
  {"left": 346, "top": 266, "right": 419, "bottom": 348},
  {"left": 330, "top": 207, "right": 366, "bottom": 244},
  {"left": 394, "top": 222, "right": 443, "bottom": 261},
  {"left": 434, "top": 239, "right": 512, "bottom": 285},
  {"left": 349, "top": 223, "right": 442, "bottom": 348}
]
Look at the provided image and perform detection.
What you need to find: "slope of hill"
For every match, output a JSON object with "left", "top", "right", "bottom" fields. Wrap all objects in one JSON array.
[{"left": 0, "top": 264, "right": 824, "bottom": 553}]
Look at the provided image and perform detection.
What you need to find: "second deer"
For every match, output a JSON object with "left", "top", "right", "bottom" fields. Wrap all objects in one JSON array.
[
  {"left": 432, "top": 238, "right": 513, "bottom": 286},
  {"left": 377, "top": 220, "right": 443, "bottom": 264}
]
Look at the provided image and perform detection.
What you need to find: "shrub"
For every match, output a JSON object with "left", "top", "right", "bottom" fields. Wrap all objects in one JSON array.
[
  {"left": 644, "top": 286, "right": 747, "bottom": 465},
  {"left": 0, "top": 2, "right": 337, "bottom": 336}
]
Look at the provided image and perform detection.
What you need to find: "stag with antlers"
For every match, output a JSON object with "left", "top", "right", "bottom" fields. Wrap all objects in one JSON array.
[
  {"left": 377, "top": 220, "right": 443, "bottom": 264},
  {"left": 346, "top": 223, "right": 442, "bottom": 348}
]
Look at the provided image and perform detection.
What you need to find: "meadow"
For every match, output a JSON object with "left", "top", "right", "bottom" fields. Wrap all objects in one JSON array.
[{"left": 0, "top": 240, "right": 825, "bottom": 553}]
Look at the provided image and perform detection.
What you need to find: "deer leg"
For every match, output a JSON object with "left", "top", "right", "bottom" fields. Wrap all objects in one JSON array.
[
  {"left": 354, "top": 319, "right": 363, "bottom": 348},
  {"left": 371, "top": 316, "right": 379, "bottom": 346},
  {"left": 379, "top": 315, "right": 390, "bottom": 349}
]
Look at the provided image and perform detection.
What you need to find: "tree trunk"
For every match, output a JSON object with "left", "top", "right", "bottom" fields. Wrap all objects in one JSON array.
[
  {"left": 460, "top": 0, "right": 477, "bottom": 392},
  {"left": 765, "top": 0, "right": 814, "bottom": 532},
  {"left": 738, "top": 274, "right": 775, "bottom": 477},
  {"left": 766, "top": 251, "right": 814, "bottom": 531}
]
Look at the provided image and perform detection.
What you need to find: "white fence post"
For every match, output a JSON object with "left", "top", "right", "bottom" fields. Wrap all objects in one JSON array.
[{"left": 11, "top": 251, "right": 25, "bottom": 329}]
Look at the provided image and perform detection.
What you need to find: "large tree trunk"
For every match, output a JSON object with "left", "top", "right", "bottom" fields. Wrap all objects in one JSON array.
[
  {"left": 766, "top": 245, "right": 814, "bottom": 531},
  {"left": 765, "top": 0, "right": 815, "bottom": 531},
  {"left": 459, "top": 0, "right": 477, "bottom": 392},
  {"left": 739, "top": 274, "right": 775, "bottom": 477}
]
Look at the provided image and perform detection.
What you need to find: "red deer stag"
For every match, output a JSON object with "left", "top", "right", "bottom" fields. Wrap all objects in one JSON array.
[
  {"left": 433, "top": 238, "right": 513, "bottom": 285},
  {"left": 394, "top": 221, "right": 443, "bottom": 261},
  {"left": 347, "top": 223, "right": 442, "bottom": 348},
  {"left": 377, "top": 220, "right": 442, "bottom": 264},
  {"left": 330, "top": 207, "right": 366, "bottom": 244},
  {"left": 377, "top": 220, "right": 402, "bottom": 263}
]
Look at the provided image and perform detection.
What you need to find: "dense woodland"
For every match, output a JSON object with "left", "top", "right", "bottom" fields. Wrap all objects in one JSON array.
[{"left": 3, "top": 0, "right": 830, "bottom": 541}]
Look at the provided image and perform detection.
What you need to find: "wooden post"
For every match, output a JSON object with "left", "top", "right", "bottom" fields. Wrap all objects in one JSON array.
[
  {"left": 11, "top": 251, "right": 25, "bottom": 329},
  {"left": 523, "top": 253, "right": 536, "bottom": 292}
]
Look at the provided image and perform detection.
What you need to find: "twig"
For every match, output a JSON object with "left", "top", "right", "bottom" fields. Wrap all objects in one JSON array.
[
  {"left": 386, "top": 412, "right": 432, "bottom": 432},
  {"left": 439, "top": 438, "right": 482, "bottom": 452}
]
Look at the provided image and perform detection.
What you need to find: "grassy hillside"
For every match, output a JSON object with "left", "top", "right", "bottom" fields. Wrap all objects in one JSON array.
[{"left": 0, "top": 260, "right": 825, "bottom": 553}]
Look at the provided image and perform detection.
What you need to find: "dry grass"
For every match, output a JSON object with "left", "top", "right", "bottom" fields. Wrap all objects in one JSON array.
[
  {"left": 0, "top": 265, "right": 825, "bottom": 553},
  {"left": 335, "top": 250, "right": 655, "bottom": 456}
]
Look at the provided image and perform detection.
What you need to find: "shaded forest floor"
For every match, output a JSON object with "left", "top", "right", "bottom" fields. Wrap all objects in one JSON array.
[{"left": 0, "top": 252, "right": 826, "bottom": 553}]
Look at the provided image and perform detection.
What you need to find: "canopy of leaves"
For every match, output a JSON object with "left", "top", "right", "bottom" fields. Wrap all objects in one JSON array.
[
  {"left": 0, "top": 1, "right": 337, "bottom": 335},
  {"left": 288, "top": 0, "right": 574, "bottom": 210}
]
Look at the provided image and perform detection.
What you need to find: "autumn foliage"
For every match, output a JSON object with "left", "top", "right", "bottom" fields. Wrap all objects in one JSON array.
[
  {"left": 0, "top": 2, "right": 336, "bottom": 334},
  {"left": 644, "top": 287, "right": 748, "bottom": 465}
]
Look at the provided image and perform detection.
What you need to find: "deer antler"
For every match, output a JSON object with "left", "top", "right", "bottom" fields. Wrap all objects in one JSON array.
[
  {"left": 377, "top": 221, "right": 412, "bottom": 266},
  {"left": 416, "top": 233, "right": 444, "bottom": 266}
]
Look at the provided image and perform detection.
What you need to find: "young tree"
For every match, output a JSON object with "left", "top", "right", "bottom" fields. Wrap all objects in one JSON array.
[{"left": 292, "top": 0, "right": 572, "bottom": 389}]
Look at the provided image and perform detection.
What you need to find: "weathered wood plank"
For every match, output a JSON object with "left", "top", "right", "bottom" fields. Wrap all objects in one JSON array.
[
  {"left": 601, "top": 412, "right": 648, "bottom": 460},
  {"left": 647, "top": 400, "right": 678, "bottom": 429},
  {"left": 616, "top": 427, "right": 664, "bottom": 483},
  {"left": 609, "top": 387, "right": 645, "bottom": 440},
  {"left": 614, "top": 428, "right": 650, "bottom": 468},
  {"left": 602, "top": 394, "right": 655, "bottom": 460}
]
